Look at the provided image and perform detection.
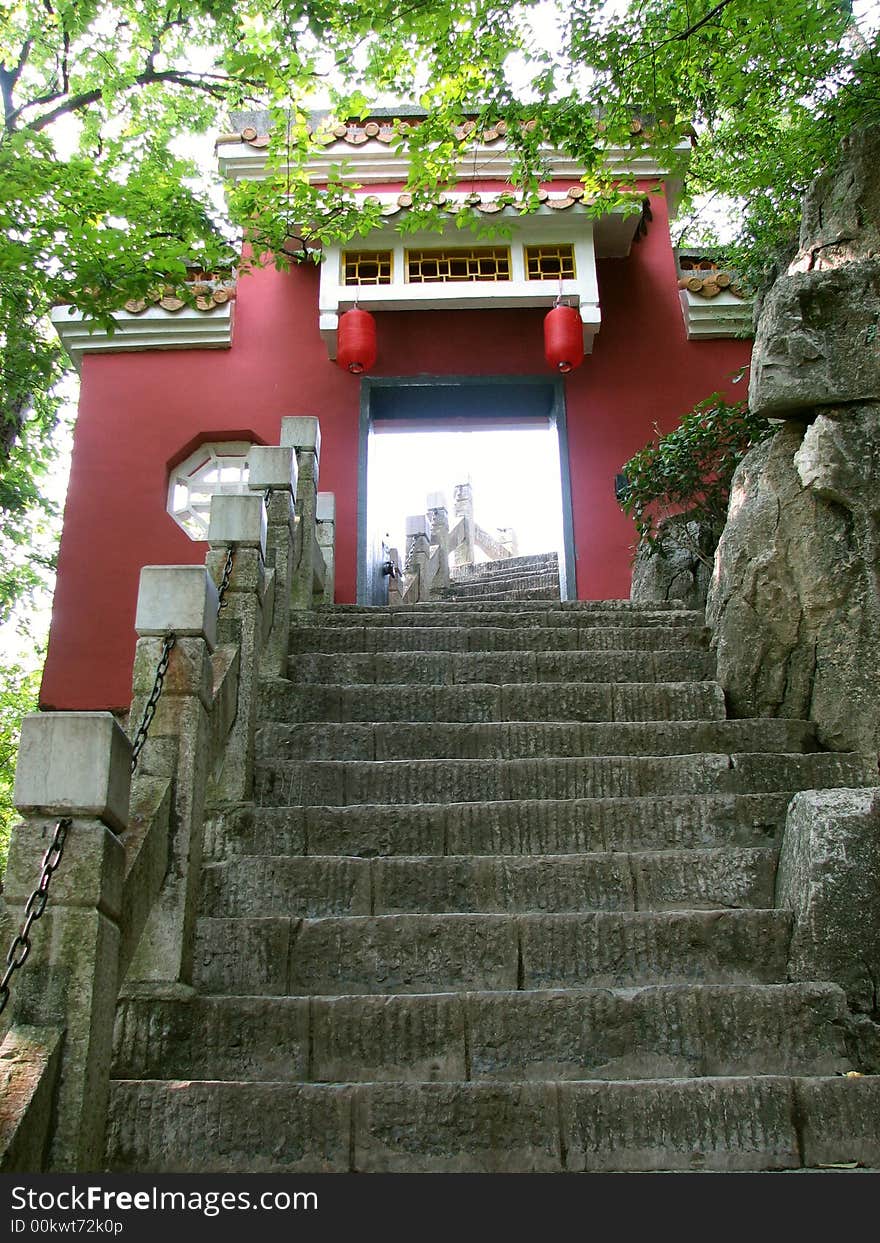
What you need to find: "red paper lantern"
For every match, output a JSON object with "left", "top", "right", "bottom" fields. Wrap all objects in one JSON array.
[
  {"left": 337, "top": 307, "right": 377, "bottom": 374},
  {"left": 544, "top": 304, "right": 584, "bottom": 373}
]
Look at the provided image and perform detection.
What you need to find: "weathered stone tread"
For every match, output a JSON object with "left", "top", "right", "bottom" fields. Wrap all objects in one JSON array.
[
  {"left": 105, "top": 1077, "right": 880, "bottom": 1173},
  {"left": 200, "top": 848, "right": 778, "bottom": 917},
  {"left": 193, "top": 909, "right": 793, "bottom": 995},
  {"left": 111, "top": 983, "right": 853, "bottom": 1083}
]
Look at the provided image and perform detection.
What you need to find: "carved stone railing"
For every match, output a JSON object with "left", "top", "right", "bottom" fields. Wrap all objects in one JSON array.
[
  {"left": 0, "top": 417, "right": 332, "bottom": 1172},
  {"left": 399, "top": 481, "right": 517, "bottom": 603}
]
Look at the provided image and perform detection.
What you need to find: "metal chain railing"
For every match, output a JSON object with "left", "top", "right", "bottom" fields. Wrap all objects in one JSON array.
[
  {"left": 0, "top": 544, "right": 240, "bottom": 1024},
  {"left": 217, "top": 543, "right": 235, "bottom": 610},
  {"left": 0, "top": 817, "right": 71, "bottom": 1017},
  {"left": 129, "top": 632, "right": 176, "bottom": 774}
]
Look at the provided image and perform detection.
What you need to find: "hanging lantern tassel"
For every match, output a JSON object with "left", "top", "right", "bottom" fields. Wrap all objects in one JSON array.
[
  {"left": 544, "top": 303, "right": 584, "bottom": 374},
  {"left": 337, "top": 307, "right": 377, "bottom": 374}
]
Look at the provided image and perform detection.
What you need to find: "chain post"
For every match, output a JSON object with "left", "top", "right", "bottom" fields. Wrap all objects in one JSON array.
[
  {"left": 0, "top": 817, "right": 71, "bottom": 1016},
  {"left": 130, "top": 631, "right": 176, "bottom": 774}
]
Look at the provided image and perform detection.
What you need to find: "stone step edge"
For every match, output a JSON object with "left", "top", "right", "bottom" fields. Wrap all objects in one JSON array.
[
  {"left": 202, "top": 845, "right": 778, "bottom": 865},
  {"left": 254, "top": 720, "right": 816, "bottom": 759},
  {"left": 105, "top": 1076, "right": 880, "bottom": 1173},
  {"left": 116, "top": 980, "right": 835, "bottom": 1004},
  {"left": 199, "top": 847, "right": 779, "bottom": 916}
]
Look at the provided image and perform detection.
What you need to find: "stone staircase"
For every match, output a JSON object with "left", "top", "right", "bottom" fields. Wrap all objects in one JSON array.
[
  {"left": 435, "top": 551, "right": 560, "bottom": 601},
  {"left": 106, "top": 599, "right": 880, "bottom": 1172}
]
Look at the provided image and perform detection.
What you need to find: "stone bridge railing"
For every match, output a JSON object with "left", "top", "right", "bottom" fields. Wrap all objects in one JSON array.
[{"left": 0, "top": 415, "right": 334, "bottom": 1172}]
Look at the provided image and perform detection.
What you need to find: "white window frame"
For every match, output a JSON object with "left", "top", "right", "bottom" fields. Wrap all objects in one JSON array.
[{"left": 167, "top": 440, "right": 252, "bottom": 540}]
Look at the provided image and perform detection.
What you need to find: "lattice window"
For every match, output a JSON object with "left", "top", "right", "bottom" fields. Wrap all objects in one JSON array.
[
  {"left": 406, "top": 247, "right": 511, "bottom": 283},
  {"left": 167, "top": 441, "right": 251, "bottom": 540},
  {"left": 343, "top": 250, "right": 393, "bottom": 285},
  {"left": 524, "top": 244, "right": 576, "bottom": 280}
]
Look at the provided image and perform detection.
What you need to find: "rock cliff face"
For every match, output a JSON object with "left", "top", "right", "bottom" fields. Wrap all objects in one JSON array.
[
  {"left": 708, "top": 126, "right": 880, "bottom": 753},
  {"left": 630, "top": 517, "right": 713, "bottom": 612}
]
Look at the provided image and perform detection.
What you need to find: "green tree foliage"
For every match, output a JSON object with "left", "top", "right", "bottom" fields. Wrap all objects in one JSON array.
[
  {"left": 617, "top": 394, "right": 774, "bottom": 565},
  {"left": 0, "top": 658, "right": 40, "bottom": 874},
  {"left": 0, "top": 0, "right": 877, "bottom": 623}
]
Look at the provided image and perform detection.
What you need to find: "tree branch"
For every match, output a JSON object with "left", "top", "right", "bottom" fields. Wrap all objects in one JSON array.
[{"left": 25, "top": 68, "right": 258, "bottom": 133}]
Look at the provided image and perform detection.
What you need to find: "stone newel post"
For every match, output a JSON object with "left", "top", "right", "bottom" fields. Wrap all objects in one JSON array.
[
  {"left": 206, "top": 493, "right": 269, "bottom": 803},
  {"left": 247, "top": 445, "right": 297, "bottom": 679},
  {"left": 427, "top": 491, "right": 450, "bottom": 590},
  {"left": 125, "top": 565, "right": 217, "bottom": 987},
  {"left": 405, "top": 514, "right": 431, "bottom": 600},
  {"left": 282, "top": 416, "right": 326, "bottom": 609},
  {"left": 6, "top": 712, "right": 131, "bottom": 1170},
  {"left": 452, "top": 481, "right": 476, "bottom": 568},
  {"left": 316, "top": 491, "right": 337, "bottom": 604}
]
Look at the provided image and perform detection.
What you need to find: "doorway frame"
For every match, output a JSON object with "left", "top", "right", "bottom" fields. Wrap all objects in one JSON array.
[{"left": 357, "top": 374, "right": 577, "bottom": 603}]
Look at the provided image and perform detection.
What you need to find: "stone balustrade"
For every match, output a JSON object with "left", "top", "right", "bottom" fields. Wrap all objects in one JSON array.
[
  {"left": 398, "top": 481, "right": 517, "bottom": 603},
  {"left": 0, "top": 419, "right": 333, "bottom": 1171}
]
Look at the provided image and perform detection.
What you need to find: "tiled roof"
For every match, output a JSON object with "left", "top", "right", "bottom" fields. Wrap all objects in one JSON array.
[
  {"left": 216, "top": 115, "right": 663, "bottom": 152},
  {"left": 676, "top": 272, "right": 745, "bottom": 299},
  {"left": 121, "top": 280, "right": 236, "bottom": 314},
  {"left": 675, "top": 252, "right": 745, "bottom": 299},
  {"left": 360, "top": 186, "right": 642, "bottom": 217}
]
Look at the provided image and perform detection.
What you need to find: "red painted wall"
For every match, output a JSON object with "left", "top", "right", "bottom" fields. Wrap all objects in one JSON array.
[{"left": 40, "top": 188, "right": 750, "bottom": 711}]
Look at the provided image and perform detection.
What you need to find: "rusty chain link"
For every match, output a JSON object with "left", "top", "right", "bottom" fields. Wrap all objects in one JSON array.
[
  {"left": 0, "top": 817, "right": 71, "bottom": 1017},
  {"left": 217, "top": 544, "right": 236, "bottom": 610},
  {"left": 129, "top": 631, "right": 176, "bottom": 774}
]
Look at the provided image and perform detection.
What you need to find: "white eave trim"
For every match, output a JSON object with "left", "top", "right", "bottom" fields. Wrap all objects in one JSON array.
[
  {"left": 678, "top": 289, "right": 753, "bottom": 340},
  {"left": 217, "top": 139, "right": 691, "bottom": 189},
  {"left": 319, "top": 201, "right": 605, "bottom": 359},
  {"left": 50, "top": 303, "right": 234, "bottom": 370}
]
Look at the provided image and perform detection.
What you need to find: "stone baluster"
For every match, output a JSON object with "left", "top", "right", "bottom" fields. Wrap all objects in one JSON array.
[
  {"left": 124, "top": 565, "right": 218, "bottom": 988},
  {"left": 247, "top": 445, "right": 297, "bottom": 678},
  {"left": 427, "top": 491, "right": 450, "bottom": 590},
  {"left": 281, "top": 416, "right": 325, "bottom": 610},
  {"left": 206, "top": 493, "right": 269, "bottom": 804},
  {"left": 5, "top": 713, "right": 131, "bottom": 1170},
  {"left": 316, "top": 492, "right": 336, "bottom": 604}
]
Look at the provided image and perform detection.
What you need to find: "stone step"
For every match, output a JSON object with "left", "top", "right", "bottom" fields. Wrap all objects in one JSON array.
[
  {"left": 288, "top": 624, "right": 708, "bottom": 654},
  {"left": 254, "top": 751, "right": 873, "bottom": 809},
  {"left": 254, "top": 719, "right": 816, "bottom": 763},
  {"left": 319, "top": 600, "right": 692, "bottom": 615},
  {"left": 192, "top": 909, "right": 792, "bottom": 995},
  {"left": 105, "top": 1075, "right": 880, "bottom": 1173},
  {"left": 433, "top": 585, "right": 562, "bottom": 602},
  {"left": 111, "top": 982, "right": 852, "bottom": 1083},
  {"left": 287, "top": 649, "right": 716, "bottom": 685},
  {"left": 200, "top": 848, "right": 778, "bottom": 918},
  {"left": 308, "top": 606, "right": 704, "bottom": 628},
  {"left": 434, "top": 574, "right": 560, "bottom": 596},
  {"left": 203, "top": 794, "right": 792, "bottom": 861},
  {"left": 258, "top": 680, "right": 727, "bottom": 724},
  {"left": 452, "top": 553, "right": 558, "bottom": 579}
]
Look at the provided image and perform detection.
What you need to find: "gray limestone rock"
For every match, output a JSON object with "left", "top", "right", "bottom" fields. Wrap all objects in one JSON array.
[
  {"left": 749, "top": 261, "right": 880, "bottom": 417},
  {"left": 630, "top": 517, "right": 714, "bottom": 611},
  {"left": 797, "top": 125, "right": 880, "bottom": 269},
  {"left": 776, "top": 787, "right": 880, "bottom": 1016},
  {"left": 750, "top": 124, "right": 880, "bottom": 417},
  {"left": 707, "top": 410, "right": 880, "bottom": 752}
]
